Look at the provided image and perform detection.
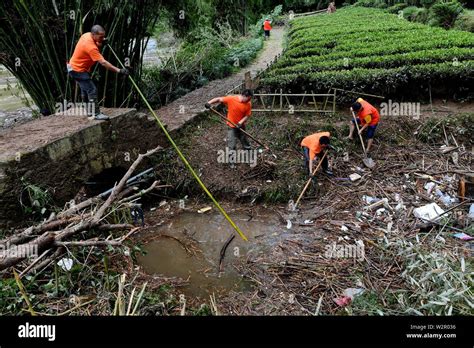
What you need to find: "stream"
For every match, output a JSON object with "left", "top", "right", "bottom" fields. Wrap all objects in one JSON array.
[{"left": 137, "top": 209, "right": 287, "bottom": 298}]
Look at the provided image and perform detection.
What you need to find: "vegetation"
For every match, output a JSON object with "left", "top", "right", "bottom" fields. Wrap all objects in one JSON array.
[
  {"left": 261, "top": 7, "right": 474, "bottom": 99},
  {"left": 353, "top": 0, "right": 473, "bottom": 31},
  {"left": 141, "top": 31, "right": 263, "bottom": 107},
  {"left": 0, "top": 0, "right": 167, "bottom": 114}
]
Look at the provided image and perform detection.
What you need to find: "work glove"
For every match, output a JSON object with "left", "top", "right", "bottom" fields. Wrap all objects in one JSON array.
[
  {"left": 119, "top": 68, "right": 129, "bottom": 76},
  {"left": 235, "top": 123, "right": 242, "bottom": 129},
  {"left": 205, "top": 103, "right": 211, "bottom": 109},
  {"left": 102, "top": 38, "right": 109, "bottom": 47}
]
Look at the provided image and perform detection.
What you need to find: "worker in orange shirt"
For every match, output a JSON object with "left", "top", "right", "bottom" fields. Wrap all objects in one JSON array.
[
  {"left": 301, "top": 132, "right": 333, "bottom": 177},
  {"left": 205, "top": 89, "right": 253, "bottom": 151},
  {"left": 346, "top": 98, "right": 380, "bottom": 154},
  {"left": 67, "top": 25, "right": 129, "bottom": 120},
  {"left": 263, "top": 18, "right": 272, "bottom": 40}
]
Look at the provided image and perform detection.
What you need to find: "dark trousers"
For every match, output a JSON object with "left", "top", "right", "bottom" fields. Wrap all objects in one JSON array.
[
  {"left": 68, "top": 70, "right": 99, "bottom": 115},
  {"left": 228, "top": 125, "right": 251, "bottom": 150},
  {"left": 303, "top": 147, "right": 328, "bottom": 173}
]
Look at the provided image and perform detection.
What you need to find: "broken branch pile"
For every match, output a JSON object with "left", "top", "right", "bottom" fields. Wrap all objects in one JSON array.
[{"left": 0, "top": 147, "right": 165, "bottom": 276}]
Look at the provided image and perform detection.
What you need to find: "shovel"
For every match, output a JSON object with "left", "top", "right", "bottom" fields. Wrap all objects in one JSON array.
[{"left": 351, "top": 109, "right": 375, "bottom": 169}]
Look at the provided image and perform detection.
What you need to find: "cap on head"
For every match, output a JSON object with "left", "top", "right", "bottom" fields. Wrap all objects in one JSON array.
[{"left": 352, "top": 101, "right": 362, "bottom": 111}]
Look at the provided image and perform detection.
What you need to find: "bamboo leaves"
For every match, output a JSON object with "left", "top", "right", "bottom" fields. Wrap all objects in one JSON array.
[{"left": 0, "top": 0, "right": 163, "bottom": 113}]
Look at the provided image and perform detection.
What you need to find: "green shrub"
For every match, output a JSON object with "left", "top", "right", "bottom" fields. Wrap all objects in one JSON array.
[
  {"left": 420, "top": 0, "right": 436, "bottom": 8},
  {"left": 354, "top": 0, "right": 388, "bottom": 8},
  {"left": 388, "top": 3, "right": 409, "bottom": 13},
  {"left": 428, "top": 0, "right": 464, "bottom": 29},
  {"left": 454, "top": 10, "right": 474, "bottom": 32},
  {"left": 413, "top": 7, "right": 429, "bottom": 23},
  {"left": 225, "top": 38, "right": 263, "bottom": 68},
  {"left": 402, "top": 6, "right": 421, "bottom": 20}
]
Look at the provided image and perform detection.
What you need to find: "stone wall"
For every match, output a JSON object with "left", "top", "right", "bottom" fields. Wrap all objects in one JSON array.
[{"left": 0, "top": 109, "right": 169, "bottom": 228}]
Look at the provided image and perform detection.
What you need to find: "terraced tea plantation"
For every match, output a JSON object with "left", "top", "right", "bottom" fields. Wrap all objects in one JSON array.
[{"left": 262, "top": 7, "right": 474, "bottom": 98}]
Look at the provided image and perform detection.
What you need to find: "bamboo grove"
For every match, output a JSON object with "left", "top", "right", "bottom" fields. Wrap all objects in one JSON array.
[{"left": 0, "top": 0, "right": 164, "bottom": 114}]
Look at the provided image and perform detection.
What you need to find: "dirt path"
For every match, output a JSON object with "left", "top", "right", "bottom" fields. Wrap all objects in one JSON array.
[{"left": 155, "top": 27, "right": 285, "bottom": 131}]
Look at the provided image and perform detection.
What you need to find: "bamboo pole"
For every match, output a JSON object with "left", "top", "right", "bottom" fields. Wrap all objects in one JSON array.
[{"left": 108, "top": 46, "right": 248, "bottom": 242}]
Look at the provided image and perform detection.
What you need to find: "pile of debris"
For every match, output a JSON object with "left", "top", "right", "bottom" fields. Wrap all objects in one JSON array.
[
  {"left": 0, "top": 147, "right": 166, "bottom": 277},
  {"left": 220, "top": 128, "right": 473, "bottom": 315}
]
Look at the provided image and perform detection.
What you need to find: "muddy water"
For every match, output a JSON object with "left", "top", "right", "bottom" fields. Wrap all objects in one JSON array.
[{"left": 138, "top": 210, "right": 285, "bottom": 298}]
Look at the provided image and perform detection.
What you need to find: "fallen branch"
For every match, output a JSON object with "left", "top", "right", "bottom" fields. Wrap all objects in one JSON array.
[{"left": 219, "top": 234, "right": 235, "bottom": 273}]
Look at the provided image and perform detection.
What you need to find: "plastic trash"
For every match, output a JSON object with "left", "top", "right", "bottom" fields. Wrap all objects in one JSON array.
[
  {"left": 362, "top": 195, "right": 380, "bottom": 204},
  {"left": 286, "top": 220, "right": 292, "bottom": 229},
  {"left": 334, "top": 296, "right": 352, "bottom": 307},
  {"left": 453, "top": 232, "right": 474, "bottom": 241},
  {"left": 334, "top": 288, "right": 365, "bottom": 307},
  {"left": 413, "top": 203, "right": 445, "bottom": 222},
  {"left": 197, "top": 207, "right": 212, "bottom": 214},
  {"left": 468, "top": 204, "right": 474, "bottom": 220},
  {"left": 343, "top": 288, "right": 365, "bottom": 299},
  {"left": 57, "top": 258, "right": 73, "bottom": 271},
  {"left": 349, "top": 173, "right": 362, "bottom": 182},
  {"left": 424, "top": 182, "right": 436, "bottom": 195}
]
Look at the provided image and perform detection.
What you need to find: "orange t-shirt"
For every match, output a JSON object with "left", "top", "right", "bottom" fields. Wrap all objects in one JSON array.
[
  {"left": 222, "top": 96, "right": 251, "bottom": 128},
  {"left": 263, "top": 20, "right": 272, "bottom": 31},
  {"left": 301, "top": 132, "right": 330, "bottom": 161},
  {"left": 69, "top": 33, "right": 104, "bottom": 73},
  {"left": 356, "top": 98, "right": 380, "bottom": 126}
]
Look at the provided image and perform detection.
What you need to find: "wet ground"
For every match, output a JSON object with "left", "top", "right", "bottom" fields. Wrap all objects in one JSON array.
[{"left": 137, "top": 208, "right": 286, "bottom": 298}]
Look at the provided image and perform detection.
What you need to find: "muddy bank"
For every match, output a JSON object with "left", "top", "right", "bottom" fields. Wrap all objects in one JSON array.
[{"left": 125, "top": 104, "right": 472, "bottom": 315}]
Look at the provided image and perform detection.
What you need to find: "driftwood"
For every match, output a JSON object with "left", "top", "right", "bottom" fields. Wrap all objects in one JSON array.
[
  {"left": 219, "top": 234, "right": 235, "bottom": 272},
  {"left": 0, "top": 147, "right": 164, "bottom": 273}
]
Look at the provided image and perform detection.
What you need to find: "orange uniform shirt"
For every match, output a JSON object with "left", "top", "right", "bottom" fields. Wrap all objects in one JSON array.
[
  {"left": 263, "top": 20, "right": 272, "bottom": 31},
  {"left": 69, "top": 33, "right": 104, "bottom": 73},
  {"left": 301, "top": 132, "right": 330, "bottom": 161},
  {"left": 222, "top": 96, "right": 251, "bottom": 128},
  {"left": 356, "top": 98, "right": 380, "bottom": 126}
]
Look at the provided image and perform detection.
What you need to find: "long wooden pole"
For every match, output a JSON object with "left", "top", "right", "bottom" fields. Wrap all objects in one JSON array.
[
  {"left": 351, "top": 109, "right": 367, "bottom": 155},
  {"left": 295, "top": 151, "right": 328, "bottom": 208},
  {"left": 209, "top": 107, "right": 270, "bottom": 150}
]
